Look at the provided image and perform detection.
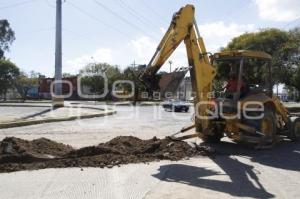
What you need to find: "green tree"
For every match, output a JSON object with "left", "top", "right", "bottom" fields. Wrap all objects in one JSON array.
[
  {"left": 14, "top": 72, "right": 39, "bottom": 101},
  {"left": 122, "top": 65, "right": 147, "bottom": 103},
  {"left": 0, "top": 20, "right": 15, "bottom": 59},
  {"left": 287, "top": 28, "right": 300, "bottom": 98},
  {"left": 292, "top": 67, "right": 300, "bottom": 100},
  {"left": 62, "top": 73, "right": 74, "bottom": 78},
  {"left": 28, "top": 70, "right": 42, "bottom": 78},
  {"left": 79, "top": 63, "right": 122, "bottom": 100},
  {"left": 0, "top": 59, "right": 20, "bottom": 100},
  {"left": 225, "top": 28, "right": 299, "bottom": 85}
]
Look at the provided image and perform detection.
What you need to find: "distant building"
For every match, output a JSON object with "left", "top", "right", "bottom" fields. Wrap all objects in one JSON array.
[
  {"left": 38, "top": 77, "right": 78, "bottom": 99},
  {"left": 27, "top": 86, "right": 39, "bottom": 99}
]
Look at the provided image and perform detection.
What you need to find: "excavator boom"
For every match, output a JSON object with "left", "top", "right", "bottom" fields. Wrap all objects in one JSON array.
[{"left": 139, "top": 5, "right": 216, "bottom": 134}]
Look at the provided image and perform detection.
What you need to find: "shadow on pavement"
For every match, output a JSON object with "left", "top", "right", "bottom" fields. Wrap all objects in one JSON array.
[
  {"left": 20, "top": 108, "right": 57, "bottom": 120},
  {"left": 210, "top": 140, "right": 300, "bottom": 172},
  {"left": 152, "top": 141, "right": 300, "bottom": 198}
]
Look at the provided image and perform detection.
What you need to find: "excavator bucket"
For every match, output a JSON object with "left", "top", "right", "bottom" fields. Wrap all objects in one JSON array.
[
  {"left": 139, "top": 66, "right": 189, "bottom": 96},
  {"left": 158, "top": 68, "right": 189, "bottom": 95}
]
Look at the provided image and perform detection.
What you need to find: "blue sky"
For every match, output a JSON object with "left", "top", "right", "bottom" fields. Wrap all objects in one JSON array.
[{"left": 1, "top": 0, "right": 300, "bottom": 76}]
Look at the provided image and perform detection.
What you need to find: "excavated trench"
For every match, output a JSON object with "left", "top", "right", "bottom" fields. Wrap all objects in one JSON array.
[{"left": 0, "top": 136, "right": 214, "bottom": 173}]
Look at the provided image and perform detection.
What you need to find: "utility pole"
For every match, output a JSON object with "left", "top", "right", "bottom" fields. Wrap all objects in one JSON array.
[
  {"left": 131, "top": 60, "right": 137, "bottom": 105},
  {"left": 130, "top": 60, "right": 137, "bottom": 69},
  {"left": 184, "top": 77, "right": 187, "bottom": 101},
  {"left": 53, "top": 0, "right": 64, "bottom": 107}
]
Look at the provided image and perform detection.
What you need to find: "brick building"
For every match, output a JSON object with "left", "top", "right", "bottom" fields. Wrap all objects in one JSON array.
[{"left": 38, "top": 77, "right": 78, "bottom": 99}]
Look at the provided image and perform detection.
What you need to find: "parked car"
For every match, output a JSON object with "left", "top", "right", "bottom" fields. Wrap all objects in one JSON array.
[{"left": 162, "top": 99, "right": 189, "bottom": 112}]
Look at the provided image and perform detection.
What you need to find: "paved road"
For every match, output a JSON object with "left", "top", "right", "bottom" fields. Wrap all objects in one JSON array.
[
  {"left": 0, "top": 105, "right": 194, "bottom": 147},
  {"left": 0, "top": 106, "right": 49, "bottom": 122},
  {"left": 0, "top": 105, "right": 107, "bottom": 125},
  {"left": 0, "top": 105, "right": 299, "bottom": 199}
]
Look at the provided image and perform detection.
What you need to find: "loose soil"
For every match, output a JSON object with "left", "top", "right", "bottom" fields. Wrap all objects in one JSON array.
[{"left": 0, "top": 136, "right": 214, "bottom": 173}]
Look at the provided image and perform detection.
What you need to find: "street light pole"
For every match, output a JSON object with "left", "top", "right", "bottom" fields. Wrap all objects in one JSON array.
[
  {"left": 168, "top": 60, "right": 173, "bottom": 73},
  {"left": 53, "top": 0, "right": 64, "bottom": 107}
]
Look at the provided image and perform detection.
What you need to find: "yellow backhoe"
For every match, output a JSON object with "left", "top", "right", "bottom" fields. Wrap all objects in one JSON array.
[{"left": 139, "top": 4, "right": 300, "bottom": 147}]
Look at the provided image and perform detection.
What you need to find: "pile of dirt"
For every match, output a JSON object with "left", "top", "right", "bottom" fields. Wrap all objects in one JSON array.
[
  {"left": 0, "top": 136, "right": 214, "bottom": 173},
  {"left": 0, "top": 137, "right": 73, "bottom": 164}
]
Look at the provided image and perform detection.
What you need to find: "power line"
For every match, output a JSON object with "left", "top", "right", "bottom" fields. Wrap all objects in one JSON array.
[
  {"left": 20, "top": 27, "right": 55, "bottom": 38},
  {"left": 117, "top": 0, "right": 159, "bottom": 30},
  {"left": 66, "top": 1, "right": 133, "bottom": 40},
  {"left": 117, "top": 0, "right": 161, "bottom": 31},
  {"left": 62, "top": 28, "right": 103, "bottom": 44},
  {"left": 140, "top": 0, "right": 167, "bottom": 24},
  {"left": 44, "top": 0, "right": 55, "bottom": 8},
  {"left": 25, "top": 27, "right": 55, "bottom": 34},
  {"left": 93, "top": 0, "right": 158, "bottom": 39},
  {"left": 0, "top": 0, "right": 38, "bottom": 10},
  {"left": 17, "top": 27, "right": 55, "bottom": 42}
]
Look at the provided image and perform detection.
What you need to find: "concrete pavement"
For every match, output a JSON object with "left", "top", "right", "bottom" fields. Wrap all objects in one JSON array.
[
  {"left": 0, "top": 103, "right": 116, "bottom": 129},
  {"left": 0, "top": 141, "right": 299, "bottom": 199},
  {"left": 0, "top": 105, "right": 299, "bottom": 198}
]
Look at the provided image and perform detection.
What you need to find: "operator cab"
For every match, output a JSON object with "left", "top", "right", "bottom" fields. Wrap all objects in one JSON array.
[{"left": 211, "top": 50, "right": 273, "bottom": 114}]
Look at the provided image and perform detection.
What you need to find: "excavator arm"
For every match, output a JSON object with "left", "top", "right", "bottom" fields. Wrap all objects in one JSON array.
[{"left": 139, "top": 5, "right": 216, "bottom": 135}]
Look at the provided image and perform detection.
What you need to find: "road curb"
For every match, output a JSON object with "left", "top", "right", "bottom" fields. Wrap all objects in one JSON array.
[
  {"left": 0, "top": 103, "right": 107, "bottom": 111},
  {"left": 107, "top": 101, "right": 163, "bottom": 106},
  {"left": 0, "top": 109, "right": 116, "bottom": 129},
  {"left": 0, "top": 104, "right": 52, "bottom": 108}
]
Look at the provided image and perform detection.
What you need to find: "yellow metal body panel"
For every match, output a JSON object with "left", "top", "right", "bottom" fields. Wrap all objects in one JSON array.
[
  {"left": 223, "top": 92, "right": 290, "bottom": 140},
  {"left": 241, "top": 93, "right": 289, "bottom": 122},
  {"left": 240, "top": 93, "right": 273, "bottom": 106},
  {"left": 271, "top": 95, "right": 290, "bottom": 122}
]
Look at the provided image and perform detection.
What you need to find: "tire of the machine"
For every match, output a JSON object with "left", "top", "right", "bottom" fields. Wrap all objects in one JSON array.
[
  {"left": 201, "top": 126, "right": 224, "bottom": 143},
  {"left": 258, "top": 109, "right": 277, "bottom": 144},
  {"left": 288, "top": 117, "right": 300, "bottom": 142}
]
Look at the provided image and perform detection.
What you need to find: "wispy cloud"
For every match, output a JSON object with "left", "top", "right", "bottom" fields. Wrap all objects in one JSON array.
[
  {"left": 130, "top": 21, "right": 255, "bottom": 72},
  {"left": 254, "top": 0, "right": 300, "bottom": 22},
  {"left": 199, "top": 21, "right": 255, "bottom": 51},
  {"left": 65, "top": 48, "right": 113, "bottom": 74}
]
